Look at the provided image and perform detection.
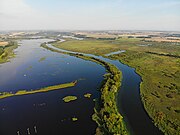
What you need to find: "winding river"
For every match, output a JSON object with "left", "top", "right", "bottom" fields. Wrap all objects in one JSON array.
[
  {"left": 47, "top": 43, "right": 163, "bottom": 135},
  {"left": 0, "top": 39, "right": 163, "bottom": 135}
]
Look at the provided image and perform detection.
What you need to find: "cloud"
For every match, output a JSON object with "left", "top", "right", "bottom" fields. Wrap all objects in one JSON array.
[
  {"left": 0, "top": 0, "right": 45, "bottom": 30},
  {"left": 0, "top": 0, "right": 34, "bottom": 17},
  {"left": 0, "top": 0, "right": 179, "bottom": 31}
]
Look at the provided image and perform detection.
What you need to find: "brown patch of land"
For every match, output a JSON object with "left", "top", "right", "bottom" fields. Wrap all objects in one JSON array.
[
  {"left": 0, "top": 42, "right": 8, "bottom": 46},
  {"left": 145, "top": 37, "right": 180, "bottom": 43},
  {"left": 74, "top": 32, "right": 118, "bottom": 38}
]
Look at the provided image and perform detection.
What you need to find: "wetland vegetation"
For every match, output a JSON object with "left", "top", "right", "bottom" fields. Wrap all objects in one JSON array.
[
  {"left": 38, "top": 56, "right": 47, "bottom": 62},
  {"left": 0, "top": 30, "right": 179, "bottom": 135},
  {"left": 84, "top": 93, "right": 92, "bottom": 98},
  {"left": 41, "top": 43, "right": 128, "bottom": 135},
  {"left": 92, "top": 60, "right": 127, "bottom": 135},
  {"left": 0, "top": 81, "right": 77, "bottom": 100},
  {"left": 72, "top": 117, "right": 78, "bottom": 121},
  {"left": 52, "top": 37, "right": 180, "bottom": 135},
  {"left": 1, "top": 0, "right": 179, "bottom": 133},
  {"left": 0, "top": 41, "right": 18, "bottom": 64},
  {"left": 111, "top": 51, "right": 180, "bottom": 135},
  {"left": 62, "top": 96, "right": 78, "bottom": 103}
]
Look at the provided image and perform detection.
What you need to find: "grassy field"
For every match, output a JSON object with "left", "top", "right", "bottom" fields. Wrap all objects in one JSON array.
[
  {"left": 53, "top": 38, "right": 180, "bottom": 56},
  {"left": 0, "top": 41, "right": 18, "bottom": 64},
  {"left": 0, "top": 81, "right": 77, "bottom": 100},
  {"left": 53, "top": 39, "right": 120, "bottom": 55},
  {"left": 52, "top": 38, "right": 180, "bottom": 135}
]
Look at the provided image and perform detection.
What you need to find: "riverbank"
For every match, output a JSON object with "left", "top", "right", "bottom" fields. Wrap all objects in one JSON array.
[
  {"left": 0, "top": 41, "right": 18, "bottom": 64},
  {"left": 41, "top": 43, "right": 128, "bottom": 135},
  {"left": 0, "top": 81, "right": 77, "bottom": 100}
]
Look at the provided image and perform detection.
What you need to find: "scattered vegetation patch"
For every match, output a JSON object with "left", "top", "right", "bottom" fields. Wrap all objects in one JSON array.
[
  {"left": 84, "top": 93, "right": 92, "bottom": 98},
  {"left": 72, "top": 117, "right": 78, "bottom": 121},
  {"left": 26, "top": 66, "right": 33, "bottom": 70},
  {"left": 63, "top": 96, "right": 77, "bottom": 103},
  {"left": 38, "top": 56, "right": 46, "bottom": 62}
]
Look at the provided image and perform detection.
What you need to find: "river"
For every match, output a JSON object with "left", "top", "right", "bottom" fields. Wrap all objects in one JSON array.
[
  {"left": 47, "top": 43, "right": 163, "bottom": 135},
  {"left": 0, "top": 39, "right": 105, "bottom": 135},
  {"left": 0, "top": 39, "right": 163, "bottom": 135}
]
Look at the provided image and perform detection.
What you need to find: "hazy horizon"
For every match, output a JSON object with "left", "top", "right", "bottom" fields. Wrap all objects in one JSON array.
[{"left": 0, "top": 0, "right": 180, "bottom": 31}]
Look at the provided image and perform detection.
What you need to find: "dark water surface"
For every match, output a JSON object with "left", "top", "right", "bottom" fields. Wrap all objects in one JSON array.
[
  {"left": 0, "top": 39, "right": 106, "bottom": 135},
  {"left": 48, "top": 44, "right": 163, "bottom": 135}
]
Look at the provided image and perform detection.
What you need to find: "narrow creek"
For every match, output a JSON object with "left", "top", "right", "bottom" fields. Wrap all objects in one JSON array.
[{"left": 47, "top": 43, "right": 163, "bottom": 135}]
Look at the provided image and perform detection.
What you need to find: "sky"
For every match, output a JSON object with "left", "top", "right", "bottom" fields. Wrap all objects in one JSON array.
[{"left": 0, "top": 0, "right": 180, "bottom": 31}]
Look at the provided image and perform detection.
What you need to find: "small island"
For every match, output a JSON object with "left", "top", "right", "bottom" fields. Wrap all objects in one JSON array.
[
  {"left": 63, "top": 96, "right": 77, "bottom": 103},
  {"left": 84, "top": 93, "right": 92, "bottom": 98},
  {"left": 0, "top": 80, "right": 77, "bottom": 100},
  {"left": 72, "top": 117, "right": 78, "bottom": 121}
]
